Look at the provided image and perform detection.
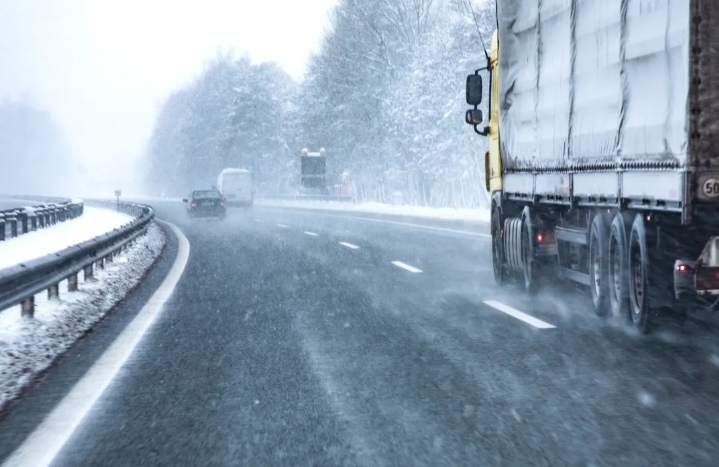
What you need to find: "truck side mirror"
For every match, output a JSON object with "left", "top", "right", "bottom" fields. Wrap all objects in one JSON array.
[
  {"left": 466, "top": 74, "right": 483, "bottom": 106},
  {"left": 465, "top": 109, "right": 483, "bottom": 125}
]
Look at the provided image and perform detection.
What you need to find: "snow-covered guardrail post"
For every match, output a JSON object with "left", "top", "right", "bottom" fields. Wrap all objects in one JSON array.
[
  {"left": 28, "top": 210, "right": 37, "bottom": 231},
  {"left": 48, "top": 283, "right": 59, "bottom": 299},
  {"left": 67, "top": 272, "right": 78, "bottom": 292},
  {"left": 21, "top": 297, "right": 34, "bottom": 318},
  {"left": 7, "top": 213, "right": 17, "bottom": 238},
  {"left": 18, "top": 211, "right": 28, "bottom": 234},
  {"left": 84, "top": 264, "right": 94, "bottom": 281}
]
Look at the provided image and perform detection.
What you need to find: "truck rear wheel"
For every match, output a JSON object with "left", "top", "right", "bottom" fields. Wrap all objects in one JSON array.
[
  {"left": 521, "top": 210, "right": 539, "bottom": 295},
  {"left": 589, "top": 213, "right": 610, "bottom": 317},
  {"left": 491, "top": 208, "right": 508, "bottom": 285},
  {"left": 628, "top": 214, "right": 654, "bottom": 334},
  {"left": 608, "top": 214, "right": 630, "bottom": 321}
]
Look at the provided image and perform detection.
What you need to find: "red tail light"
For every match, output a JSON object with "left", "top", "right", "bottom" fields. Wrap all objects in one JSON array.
[
  {"left": 219, "top": 201, "right": 225, "bottom": 207},
  {"left": 190, "top": 202, "right": 197, "bottom": 208}
]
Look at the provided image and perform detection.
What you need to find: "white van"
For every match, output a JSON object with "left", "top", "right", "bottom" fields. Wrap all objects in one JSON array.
[{"left": 217, "top": 168, "right": 254, "bottom": 207}]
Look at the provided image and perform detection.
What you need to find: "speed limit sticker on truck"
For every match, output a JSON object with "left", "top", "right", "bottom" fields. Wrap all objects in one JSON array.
[{"left": 702, "top": 178, "right": 719, "bottom": 198}]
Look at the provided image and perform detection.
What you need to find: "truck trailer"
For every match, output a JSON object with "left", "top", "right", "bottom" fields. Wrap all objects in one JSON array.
[{"left": 465, "top": 0, "right": 719, "bottom": 332}]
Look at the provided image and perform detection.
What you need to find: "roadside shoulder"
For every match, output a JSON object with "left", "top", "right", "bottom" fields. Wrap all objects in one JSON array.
[{"left": 0, "top": 220, "right": 182, "bottom": 462}]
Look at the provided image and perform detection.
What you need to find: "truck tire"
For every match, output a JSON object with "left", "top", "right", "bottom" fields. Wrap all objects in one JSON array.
[
  {"left": 608, "top": 214, "right": 630, "bottom": 322},
  {"left": 628, "top": 214, "right": 654, "bottom": 334},
  {"left": 491, "top": 208, "right": 508, "bottom": 285},
  {"left": 589, "top": 213, "right": 610, "bottom": 316},
  {"left": 521, "top": 209, "right": 539, "bottom": 295}
]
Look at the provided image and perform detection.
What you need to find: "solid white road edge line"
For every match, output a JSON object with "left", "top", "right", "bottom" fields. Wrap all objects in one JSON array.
[
  {"left": 2, "top": 221, "right": 191, "bottom": 467},
  {"left": 338, "top": 242, "right": 360, "bottom": 250},
  {"left": 277, "top": 223, "right": 289, "bottom": 228},
  {"left": 304, "top": 231, "right": 319, "bottom": 237},
  {"left": 391, "top": 261, "right": 423, "bottom": 274},
  {"left": 482, "top": 300, "right": 556, "bottom": 329}
]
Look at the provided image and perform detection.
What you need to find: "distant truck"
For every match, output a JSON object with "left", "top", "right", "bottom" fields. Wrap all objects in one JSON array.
[
  {"left": 465, "top": 1, "right": 719, "bottom": 332},
  {"left": 217, "top": 168, "right": 254, "bottom": 208},
  {"left": 300, "top": 148, "right": 327, "bottom": 192}
]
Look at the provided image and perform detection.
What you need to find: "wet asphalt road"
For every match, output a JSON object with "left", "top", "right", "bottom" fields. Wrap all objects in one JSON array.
[{"left": 2, "top": 201, "right": 719, "bottom": 466}]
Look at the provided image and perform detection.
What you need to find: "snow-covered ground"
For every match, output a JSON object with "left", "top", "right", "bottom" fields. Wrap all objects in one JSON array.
[
  {"left": 0, "top": 223, "right": 165, "bottom": 408},
  {"left": 257, "top": 199, "right": 491, "bottom": 223},
  {"left": 0, "top": 207, "right": 133, "bottom": 270}
]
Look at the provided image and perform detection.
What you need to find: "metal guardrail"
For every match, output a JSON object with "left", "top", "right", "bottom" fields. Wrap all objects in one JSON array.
[
  {"left": 0, "top": 198, "right": 84, "bottom": 242},
  {"left": 0, "top": 200, "right": 154, "bottom": 317},
  {"left": 259, "top": 194, "right": 354, "bottom": 203}
]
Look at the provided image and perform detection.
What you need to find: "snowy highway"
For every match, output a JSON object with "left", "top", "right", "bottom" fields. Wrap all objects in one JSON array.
[{"left": 2, "top": 201, "right": 719, "bottom": 465}]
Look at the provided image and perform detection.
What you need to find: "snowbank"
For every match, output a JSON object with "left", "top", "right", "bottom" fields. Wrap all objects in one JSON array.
[
  {"left": 0, "top": 223, "right": 166, "bottom": 409},
  {"left": 257, "top": 199, "right": 491, "bottom": 223},
  {"left": 0, "top": 207, "right": 133, "bottom": 270}
]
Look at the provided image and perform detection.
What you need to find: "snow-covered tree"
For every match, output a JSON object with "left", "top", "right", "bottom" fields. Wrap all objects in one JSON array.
[
  {"left": 145, "top": 53, "right": 297, "bottom": 196},
  {"left": 299, "top": 0, "right": 493, "bottom": 206},
  {"left": 146, "top": 0, "right": 495, "bottom": 207}
]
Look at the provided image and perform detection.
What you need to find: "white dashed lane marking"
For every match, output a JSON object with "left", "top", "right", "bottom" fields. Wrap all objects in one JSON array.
[
  {"left": 483, "top": 300, "right": 556, "bottom": 329},
  {"left": 391, "top": 261, "right": 423, "bottom": 274},
  {"left": 304, "top": 231, "right": 319, "bottom": 237},
  {"left": 339, "top": 242, "right": 360, "bottom": 250}
]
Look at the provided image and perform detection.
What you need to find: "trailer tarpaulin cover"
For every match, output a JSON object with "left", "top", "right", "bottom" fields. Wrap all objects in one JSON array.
[{"left": 497, "top": 0, "right": 691, "bottom": 172}]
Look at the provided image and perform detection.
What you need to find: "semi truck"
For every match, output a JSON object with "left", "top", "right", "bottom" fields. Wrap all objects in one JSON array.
[
  {"left": 465, "top": 0, "right": 719, "bottom": 333},
  {"left": 300, "top": 147, "right": 328, "bottom": 193}
]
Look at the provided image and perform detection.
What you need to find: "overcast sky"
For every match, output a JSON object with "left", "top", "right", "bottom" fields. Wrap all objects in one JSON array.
[{"left": 0, "top": 0, "right": 338, "bottom": 195}]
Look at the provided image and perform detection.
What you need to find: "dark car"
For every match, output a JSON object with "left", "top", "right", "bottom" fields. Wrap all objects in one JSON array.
[{"left": 183, "top": 190, "right": 226, "bottom": 220}]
